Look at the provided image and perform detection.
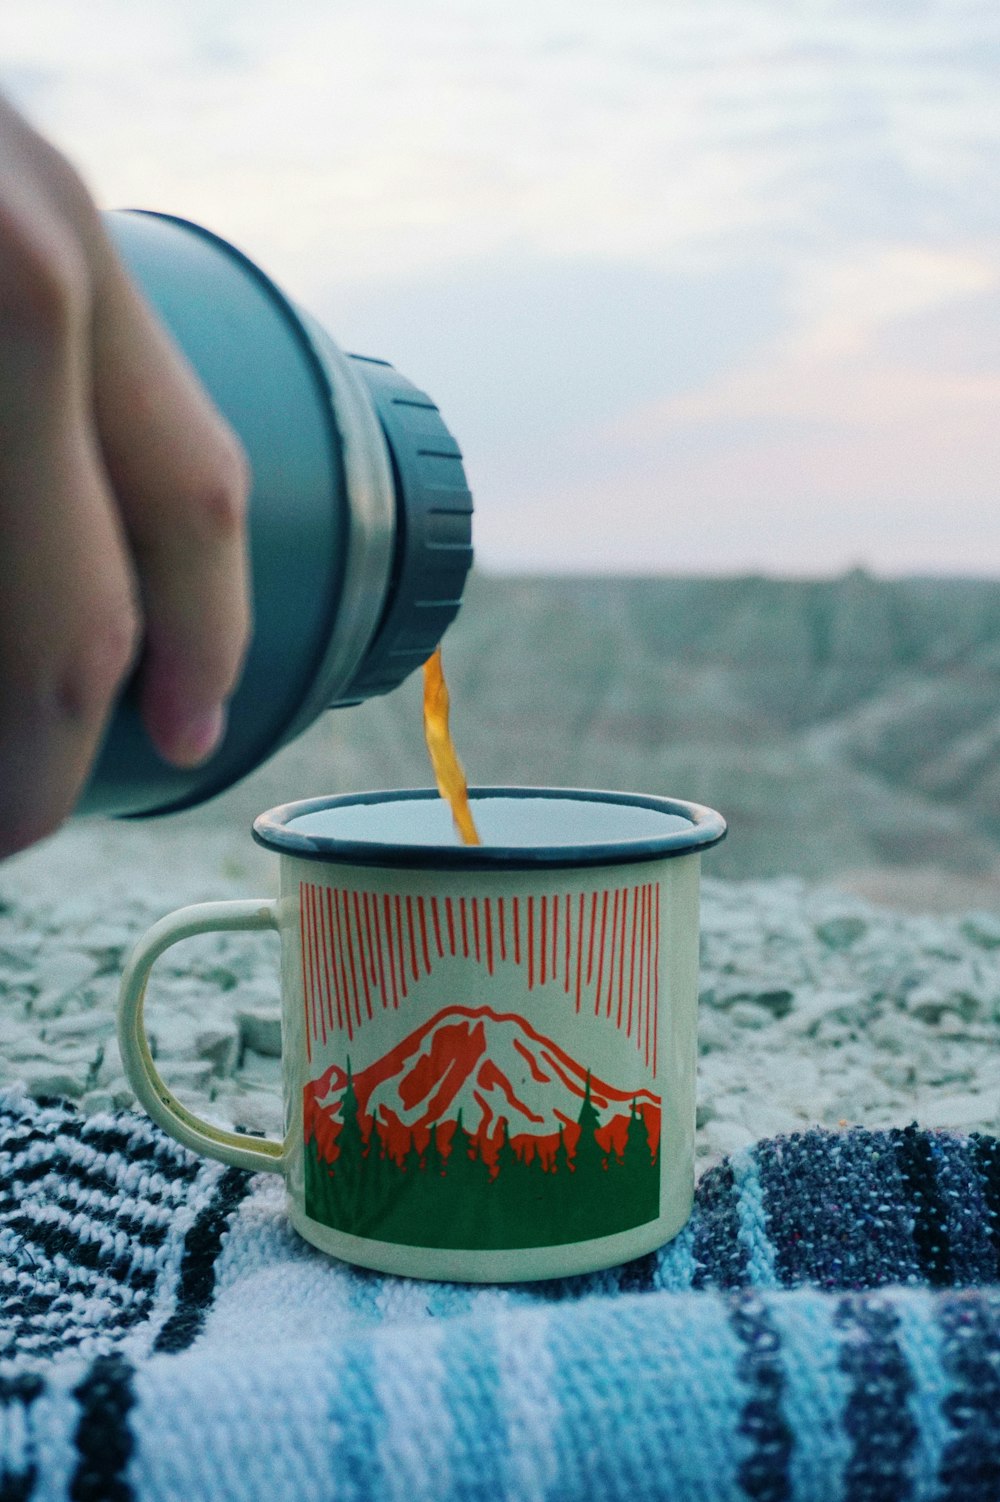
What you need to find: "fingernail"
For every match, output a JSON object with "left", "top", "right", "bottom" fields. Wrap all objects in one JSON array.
[{"left": 171, "top": 703, "right": 227, "bottom": 766}]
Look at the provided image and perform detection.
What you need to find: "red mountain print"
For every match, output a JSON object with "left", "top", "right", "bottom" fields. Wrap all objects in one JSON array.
[{"left": 304, "top": 1003, "right": 661, "bottom": 1172}]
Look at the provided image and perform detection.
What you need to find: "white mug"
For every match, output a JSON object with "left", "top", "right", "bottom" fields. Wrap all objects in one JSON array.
[{"left": 118, "top": 787, "right": 726, "bottom": 1282}]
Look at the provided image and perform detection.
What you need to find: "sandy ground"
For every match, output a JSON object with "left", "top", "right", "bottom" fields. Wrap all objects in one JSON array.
[{"left": 3, "top": 805, "right": 999, "bottom": 1172}]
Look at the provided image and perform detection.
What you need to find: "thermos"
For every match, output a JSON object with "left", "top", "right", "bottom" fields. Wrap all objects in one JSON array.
[{"left": 79, "top": 210, "right": 473, "bottom": 819}]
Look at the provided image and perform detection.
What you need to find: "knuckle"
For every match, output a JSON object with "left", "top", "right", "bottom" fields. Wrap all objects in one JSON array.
[
  {"left": 0, "top": 213, "right": 89, "bottom": 344},
  {"left": 193, "top": 428, "right": 251, "bottom": 543},
  {"left": 60, "top": 600, "right": 142, "bottom": 726}
]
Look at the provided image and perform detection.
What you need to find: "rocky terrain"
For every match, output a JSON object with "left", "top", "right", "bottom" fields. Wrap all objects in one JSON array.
[
  {"left": 2, "top": 569, "right": 1000, "bottom": 1168},
  {"left": 245, "top": 569, "right": 1000, "bottom": 909}
]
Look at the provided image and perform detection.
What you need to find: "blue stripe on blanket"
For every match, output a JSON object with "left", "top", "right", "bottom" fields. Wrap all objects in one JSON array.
[
  {"left": 329, "top": 1340, "right": 389, "bottom": 1502},
  {"left": 890, "top": 1288, "right": 954, "bottom": 1502},
  {"left": 543, "top": 1292, "right": 748, "bottom": 1501},
  {"left": 756, "top": 1128, "right": 923, "bottom": 1289}
]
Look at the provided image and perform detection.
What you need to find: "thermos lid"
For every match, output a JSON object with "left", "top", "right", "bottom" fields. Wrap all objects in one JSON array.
[
  {"left": 334, "top": 353, "right": 473, "bottom": 705},
  {"left": 79, "top": 212, "right": 472, "bottom": 819}
]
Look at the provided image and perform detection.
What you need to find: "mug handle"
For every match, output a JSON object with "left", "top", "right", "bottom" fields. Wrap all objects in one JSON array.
[{"left": 117, "top": 899, "right": 285, "bottom": 1175}]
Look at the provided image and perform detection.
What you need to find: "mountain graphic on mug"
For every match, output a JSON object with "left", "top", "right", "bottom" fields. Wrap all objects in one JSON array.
[{"left": 303, "top": 1004, "right": 662, "bottom": 1250}]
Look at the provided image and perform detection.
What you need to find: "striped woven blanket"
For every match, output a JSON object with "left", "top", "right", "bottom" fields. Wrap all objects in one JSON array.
[{"left": 2, "top": 1087, "right": 999, "bottom": 1501}]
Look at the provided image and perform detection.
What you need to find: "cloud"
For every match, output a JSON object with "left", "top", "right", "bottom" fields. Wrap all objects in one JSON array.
[
  {"left": 628, "top": 243, "right": 1000, "bottom": 428},
  {"left": 6, "top": 0, "right": 998, "bottom": 287},
  {"left": 550, "top": 245, "right": 1000, "bottom": 574},
  {"left": 3, "top": 0, "right": 998, "bottom": 572}
]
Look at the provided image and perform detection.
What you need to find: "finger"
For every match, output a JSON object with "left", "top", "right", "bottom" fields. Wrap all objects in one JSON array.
[
  {"left": 86, "top": 231, "right": 252, "bottom": 768},
  {"left": 0, "top": 204, "right": 140, "bottom": 857}
]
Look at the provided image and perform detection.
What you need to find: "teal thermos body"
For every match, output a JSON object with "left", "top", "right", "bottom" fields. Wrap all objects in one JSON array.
[{"left": 79, "top": 211, "right": 473, "bottom": 818}]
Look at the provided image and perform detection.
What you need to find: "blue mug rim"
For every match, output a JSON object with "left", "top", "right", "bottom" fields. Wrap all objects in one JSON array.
[{"left": 251, "top": 786, "right": 727, "bottom": 871}]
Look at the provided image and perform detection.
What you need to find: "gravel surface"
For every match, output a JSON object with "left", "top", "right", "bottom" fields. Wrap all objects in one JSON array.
[{"left": 3, "top": 817, "right": 999, "bottom": 1170}]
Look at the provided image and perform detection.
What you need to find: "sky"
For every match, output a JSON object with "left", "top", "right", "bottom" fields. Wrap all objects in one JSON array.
[{"left": 2, "top": 0, "right": 999, "bottom": 575}]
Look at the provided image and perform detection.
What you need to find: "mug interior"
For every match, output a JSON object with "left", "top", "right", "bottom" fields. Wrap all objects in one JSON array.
[
  {"left": 288, "top": 794, "right": 689, "bottom": 847},
  {"left": 253, "top": 787, "right": 726, "bottom": 869}
]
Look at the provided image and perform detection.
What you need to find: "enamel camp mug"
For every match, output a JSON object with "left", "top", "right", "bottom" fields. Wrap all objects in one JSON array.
[{"left": 117, "top": 788, "right": 726, "bottom": 1282}]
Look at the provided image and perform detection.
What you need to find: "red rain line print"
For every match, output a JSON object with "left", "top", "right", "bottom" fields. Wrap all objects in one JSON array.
[
  {"left": 540, "top": 895, "right": 547, "bottom": 987},
  {"left": 300, "top": 880, "right": 661, "bottom": 1073},
  {"left": 594, "top": 890, "right": 609, "bottom": 1017},
  {"left": 617, "top": 889, "right": 628, "bottom": 1028},
  {"left": 340, "top": 890, "right": 361, "bottom": 1030},
  {"left": 302, "top": 885, "right": 315, "bottom": 1044},
  {"left": 354, "top": 892, "right": 373, "bottom": 1021},
  {"left": 406, "top": 895, "right": 419, "bottom": 984},
  {"left": 642, "top": 884, "right": 652, "bottom": 1067},
  {"left": 418, "top": 897, "right": 432, "bottom": 976},
  {"left": 587, "top": 891, "right": 598, "bottom": 986},
  {"left": 310, "top": 884, "right": 328, "bottom": 1047},
  {"left": 605, "top": 889, "right": 620, "bottom": 1019},
  {"left": 303, "top": 884, "right": 318, "bottom": 1047},
  {"left": 316, "top": 885, "right": 334, "bottom": 1041},
  {"left": 383, "top": 894, "right": 399, "bottom": 1010},
  {"left": 303, "top": 877, "right": 319, "bottom": 1045},
  {"left": 324, "top": 888, "right": 345, "bottom": 1033},
  {"left": 636, "top": 884, "right": 647, "bottom": 1049},
  {"left": 330, "top": 889, "right": 353, "bottom": 1042},
  {"left": 652, "top": 882, "right": 661, "bottom": 1073},
  {"left": 363, "top": 892, "right": 378, "bottom": 988},
  {"left": 484, "top": 897, "right": 494, "bottom": 975},
  {"left": 372, "top": 896, "right": 389, "bottom": 1011},
  {"left": 298, "top": 885, "right": 312, "bottom": 1062},
  {"left": 626, "top": 885, "right": 639, "bottom": 1037},
  {"left": 390, "top": 889, "right": 402, "bottom": 997},
  {"left": 527, "top": 896, "right": 534, "bottom": 990}
]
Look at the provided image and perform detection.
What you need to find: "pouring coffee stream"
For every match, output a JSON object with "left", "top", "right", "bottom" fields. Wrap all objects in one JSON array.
[{"left": 422, "top": 647, "right": 481, "bottom": 846}]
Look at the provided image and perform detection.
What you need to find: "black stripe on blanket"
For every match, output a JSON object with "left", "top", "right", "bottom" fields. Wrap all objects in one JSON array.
[
  {"left": 889, "top": 1125, "right": 953, "bottom": 1286},
  {"left": 78, "top": 1122, "right": 201, "bottom": 1185},
  {"left": 1, "top": 1097, "right": 210, "bottom": 1361},
  {"left": 153, "top": 1165, "right": 251, "bottom": 1353},
  {"left": 3, "top": 1210, "right": 159, "bottom": 1289},
  {"left": 936, "top": 1291, "right": 1000, "bottom": 1502},
  {"left": 728, "top": 1290, "right": 793, "bottom": 1502},
  {"left": 835, "top": 1294, "right": 918, "bottom": 1502},
  {"left": 970, "top": 1134, "right": 1000, "bottom": 1279},
  {"left": 70, "top": 1353, "right": 136, "bottom": 1502},
  {"left": 692, "top": 1159, "right": 748, "bottom": 1288}
]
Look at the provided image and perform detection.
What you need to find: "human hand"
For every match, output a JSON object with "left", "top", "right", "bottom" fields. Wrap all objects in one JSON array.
[{"left": 0, "top": 96, "right": 252, "bottom": 860}]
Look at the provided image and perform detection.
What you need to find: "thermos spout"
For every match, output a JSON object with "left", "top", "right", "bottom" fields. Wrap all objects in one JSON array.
[{"left": 79, "top": 211, "right": 473, "bottom": 819}]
